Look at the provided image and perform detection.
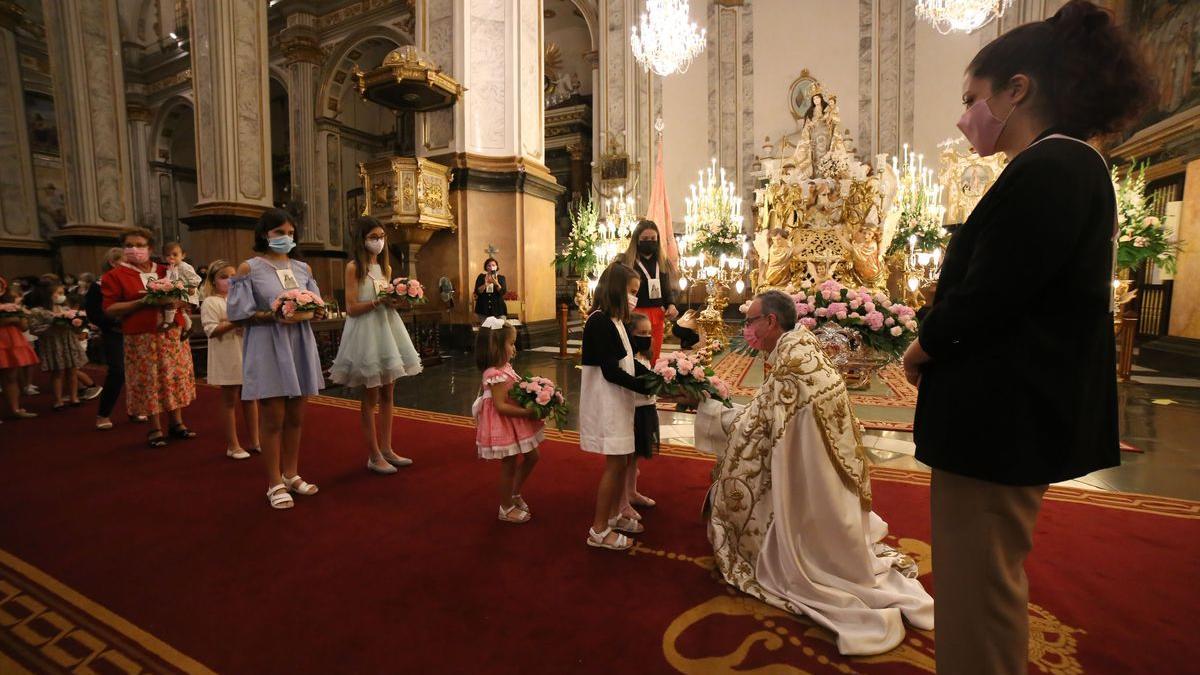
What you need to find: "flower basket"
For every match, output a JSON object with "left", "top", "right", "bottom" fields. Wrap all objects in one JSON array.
[{"left": 272, "top": 289, "right": 325, "bottom": 322}]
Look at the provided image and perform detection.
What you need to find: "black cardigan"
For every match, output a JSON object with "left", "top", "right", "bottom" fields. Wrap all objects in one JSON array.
[
  {"left": 632, "top": 256, "right": 673, "bottom": 309},
  {"left": 581, "top": 312, "right": 652, "bottom": 395},
  {"left": 473, "top": 273, "right": 508, "bottom": 317},
  {"left": 914, "top": 130, "right": 1118, "bottom": 486}
]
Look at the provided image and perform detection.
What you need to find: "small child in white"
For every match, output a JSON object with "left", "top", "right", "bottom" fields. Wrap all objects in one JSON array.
[{"left": 162, "top": 242, "right": 201, "bottom": 331}]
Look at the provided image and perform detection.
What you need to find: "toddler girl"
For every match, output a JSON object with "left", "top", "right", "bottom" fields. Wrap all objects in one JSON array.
[
  {"left": 472, "top": 317, "right": 542, "bottom": 523},
  {"left": 27, "top": 281, "right": 87, "bottom": 409},
  {"left": 625, "top": 312, "right": 660, "bottom": 517},
  {"left": 0, "top": 284, "right": 37, "bottom": 419},
  {"left": 201, "top": 261, "right": 260, "bottom": 459}
]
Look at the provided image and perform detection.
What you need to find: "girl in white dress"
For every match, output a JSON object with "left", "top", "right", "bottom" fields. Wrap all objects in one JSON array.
[
  {"left": 201, "top": 262, "right": 260, "bottom": 459},
  {"left": 579, "top": 262, "right": 654, "bottom": 551},
  {"left": 329, "top": 216, "right": 423, "bottom": 475}
]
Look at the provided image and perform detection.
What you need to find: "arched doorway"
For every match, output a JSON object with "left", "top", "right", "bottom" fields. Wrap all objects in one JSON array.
[{"left": 151, "top": 98, "right": 197, "bottom": 250}]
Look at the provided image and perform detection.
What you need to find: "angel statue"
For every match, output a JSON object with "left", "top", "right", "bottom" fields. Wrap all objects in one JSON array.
[
  {"left": 792, "top": 86, "right": 847, "bottom": 180},
  {"left": 760, "top": 228, "right": 796, "bottom": 289}
]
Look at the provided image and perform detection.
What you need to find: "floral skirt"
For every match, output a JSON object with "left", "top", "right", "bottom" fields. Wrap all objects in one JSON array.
[{"left": 124, "top": 328, "right": 196, "bottom": 416}]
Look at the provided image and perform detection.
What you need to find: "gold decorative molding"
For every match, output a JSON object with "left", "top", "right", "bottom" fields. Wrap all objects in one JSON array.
[
  {"left": 1110, "top": 106, "right": 1200, "bottom": 182},
  {"left": 279, "top": 29, "right": 324, "bottom": 66},
  {"left": 353, "top": 46, "right": 463, "bottom": 111},
  {"left": 145, "top": 69, "right": 192, "bottom": 96},
  {"left": 126, "top": 103, "right": 154, "bottom": 124},
  {"left": 187, "top": 201, "right": 270, "bottom": 219}
]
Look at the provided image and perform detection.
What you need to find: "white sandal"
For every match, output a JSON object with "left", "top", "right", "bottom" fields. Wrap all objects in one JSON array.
[
  {"left": 587, "top": 527, "right": 632, "bottom": 550},
  {"left": 609, "top": 515, "right": 644, "bottom": 534},
  {"left": 267, "top": 484, "right": 294, "bottom": 510},
  {"left": 283, "top": 474, "right": 319, "bottom": 496},
  {"left": 498, "top": 504, "right": 531, "bottom": 523},
  {"left": 512, "top": 494, "right": 530, "bottom": 514}
]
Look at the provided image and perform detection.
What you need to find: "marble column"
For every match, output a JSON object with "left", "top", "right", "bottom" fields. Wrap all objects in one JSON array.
[
  {"left": 43, "top": 0, "right": 136, "bottom": 273},
  {"left": 0, "top": 0, "right": 43, "bottom": 273},
  {"left": 858, "top": 0, "right": 916, "bottom": 159},
  {"left": 413, "top": 0, "right": 564, "bottom": 329},
  {"left": 708, "top": 0, "right": 754, "bottom": 204},
  {"left": 125, "top": 101, "right": 155, "bottom": 234},
  {"left": 183, "top": 0, "right": 272, "bottom": 267},
  {"left": 280, "top": 17, "right": 324, "bottom": 246}
]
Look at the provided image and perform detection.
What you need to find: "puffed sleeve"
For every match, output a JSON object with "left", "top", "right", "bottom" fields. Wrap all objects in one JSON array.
[
  {"left": 200, "top": 297, "right": 224, "bottom": 338},
  {"left": 226, "top": 271, "right": 257, "bottom": 322}
]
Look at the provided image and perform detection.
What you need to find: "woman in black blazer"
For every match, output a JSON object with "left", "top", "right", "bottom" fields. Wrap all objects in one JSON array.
[
  {"left": 473, "top": 257, "right": 507, "bottom": 323},
  {"left": 901, "top": 3, "right": 1152, "bottom": 672}
]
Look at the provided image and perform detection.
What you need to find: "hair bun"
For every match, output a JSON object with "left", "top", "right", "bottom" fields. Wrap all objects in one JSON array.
[{"left": 1049, "top": 0, "right": 1112, "bottom": 33}]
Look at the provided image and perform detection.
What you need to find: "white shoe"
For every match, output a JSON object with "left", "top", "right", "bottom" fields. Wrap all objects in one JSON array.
[
  {"left": 367, "top": 459, "right": 398, "bottom": 475},
  {"left": 23, "top": 385, "right": 38, "bottom": 395},
  {"left": 381, "top": 450, "right": 413, "bottom": 467},
  {"left": 79, "top": 386, "right": 103, "bottom": 401},
  {"left": 226, "top": 447, "right": 251, "bottom": 460}
]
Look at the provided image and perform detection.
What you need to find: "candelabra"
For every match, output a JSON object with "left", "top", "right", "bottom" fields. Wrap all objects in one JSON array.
[
  {"left": 677, "top": 160, "right": 749, "bottom": 340},
  {"left": 892, "top": 144, "right": 946, "bottom": 306},
  {"left": 594, "top": 186, "right": 637, "bottom": 268}
]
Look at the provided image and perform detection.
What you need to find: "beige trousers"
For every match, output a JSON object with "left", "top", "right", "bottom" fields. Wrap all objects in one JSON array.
[{"left": 931, "top": 469, "right": 1047, "bottom": 675}]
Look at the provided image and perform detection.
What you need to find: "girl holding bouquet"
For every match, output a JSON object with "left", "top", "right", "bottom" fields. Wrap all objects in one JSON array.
[
  {"left": 0, "top": 283, "right": 38, "bottom": 419},
  {"left": 624, "top": 312, "right": 659, "bottom": 518},
  {"left": 201, "top": 261, "right": 260, "bottom": 460},
  {"left": 101, "top": 227, "right": 197, "bottom": 446},
  {"left": 329, "top": 216, "right": 423, "bottom": 474},
  {"left": 227, "top": 209, "right": 325, "bottom": 510},
  {"left": 28, "top": 280, "right": 89, "bottom": 410},
  {"left": 580, "top": 262, "right": 654, "bottom": 551},
  {"left": 472, "top": 317, "right": 542, "bottom": 523}
]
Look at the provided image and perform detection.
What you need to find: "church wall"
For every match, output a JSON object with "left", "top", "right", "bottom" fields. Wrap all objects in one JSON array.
[
  {"left": 911, "top": 22, "right": 984, "bottom": 163},
  {"left": 659, "top": 1, "right": 709, "bottom": 228}
]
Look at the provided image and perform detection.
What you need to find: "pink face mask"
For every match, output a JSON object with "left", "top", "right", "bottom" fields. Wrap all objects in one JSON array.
[
  {"left": 742, "top": 321, "right": 763, "bottom": 351},
  {"left": 956, "top": 97, "right": 1012, "bottom": 158},
  {"left": 124, "top": 246, "right": 149, "bottom": 264},
  {"left": 215, "top": 278, "right": 231, "bottom": 294}
]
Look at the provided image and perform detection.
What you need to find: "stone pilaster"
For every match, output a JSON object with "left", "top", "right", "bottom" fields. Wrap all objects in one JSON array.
[
  {"left": 413, "top": 0, "right": 563, "bottom": 327},
  {"left": 858, "top": 0, "right": 916, "bottom": 159},
  {"left": 0, "top": 2, "right": 38, "bottom": 249},
  {"left": 125, "top": 102, "right": 154, "bottom": 233},
  {"left": 43, "top": 0, "right": 135, "bottom": 272},
  {"left": 183, "top": 0, "right": 273, "bottom": 266},
  {"left": 280, "top": 16, "right": 325, "bottom": 247},
  {"left": 708, "top": 0, "right": 753, "bottom": 203}
]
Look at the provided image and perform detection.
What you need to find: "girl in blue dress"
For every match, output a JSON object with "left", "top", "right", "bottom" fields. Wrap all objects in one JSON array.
[
  {"left": 227, "top": 209, "right": 326, "bottom": 510},
  {"left": 330, "top": 216, "right": 424, "bottom": 475}
]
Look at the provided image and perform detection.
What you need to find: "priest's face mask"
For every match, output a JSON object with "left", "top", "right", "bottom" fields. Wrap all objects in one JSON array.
[{"left": 743, "top": 299, "right": 785, "bottom": 353}]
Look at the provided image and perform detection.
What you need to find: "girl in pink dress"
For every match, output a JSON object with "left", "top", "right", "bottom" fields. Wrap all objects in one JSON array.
[{"left": 472, "top": 317, "right": 543, "bottom": 523}]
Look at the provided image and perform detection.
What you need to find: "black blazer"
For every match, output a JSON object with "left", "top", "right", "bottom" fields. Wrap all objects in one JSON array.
[
  {"left": 914, "top": 130, "right": 1119, "bottom": 486},
  {"left": 473, "top": 273, "right": 507, "bottom": 317},
  {"left": 581, "top": 311, "right": 652, "bottom": 395}
]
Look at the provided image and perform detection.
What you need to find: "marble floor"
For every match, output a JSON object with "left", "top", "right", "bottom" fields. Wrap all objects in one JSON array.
[{"left": 323, "top": 349, "right": 1200, "bottom": 502}]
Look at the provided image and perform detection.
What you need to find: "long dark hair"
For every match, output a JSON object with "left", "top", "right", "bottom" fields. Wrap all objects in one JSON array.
[
  {"left": 622, "top": 219, "right": 670, "bottom": 275},
  {"left": 593, "top": 261, "right": 638, "bottom": 322},
  {"left": 967, "top": 0, "right": 1152, "bottom": 140},
  {"left": 253, "top": 208, "right": 302, "bottom": 257},
  {"left": 349, "top": 216, "right": 391, "bottom": 285},
  {"left": 24, "top": 280, "right": 62, "bottom": 311}
]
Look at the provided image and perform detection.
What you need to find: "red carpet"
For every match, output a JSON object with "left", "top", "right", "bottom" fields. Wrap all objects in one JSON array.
[{"left": 0, "top": 383, "right": 1198, "bottom": 674}]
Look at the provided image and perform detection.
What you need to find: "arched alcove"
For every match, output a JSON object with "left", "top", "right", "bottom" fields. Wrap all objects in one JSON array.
[{"left": 150, "top": 98, "right": 197, "bottom": 250}]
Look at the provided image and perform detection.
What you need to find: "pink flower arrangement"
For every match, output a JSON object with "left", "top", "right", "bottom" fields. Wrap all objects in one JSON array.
[
  {"left": 51, "top": 308, "right": 88, "bottom": 331},
  {"left": 510, "top": 374, "right": 569, "bottom": 429},
  {"left": 271, "top": 288, "right": 324, "bottom": 320},
  {"left": 0, "top": 302, "right": 28, "bottom": 318},
  {"left": 143, "top": 277, "right": 190, "bottom": 304},
  {"left": 788, "top": 278, "right": 917, "bottom": 359},
  {"left": 640, "top": 351, "right": 733, "bottom": 407},
  {"left": 379, "top": 277, "right": 427, "bottom": 305}
]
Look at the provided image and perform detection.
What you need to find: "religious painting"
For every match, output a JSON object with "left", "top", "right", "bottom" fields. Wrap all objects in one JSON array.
[
  {"left": 788, "top": 70, "right": 819, "bottom": 121},
  {"left": 25, "top": 92, "right": 59, "bottom": 156},
  {"left": 1125, "top": 0, "right": 1200, "bottom": 130},
  {"left": 32, "top": 160, "right": 66, "bottom": 239}
]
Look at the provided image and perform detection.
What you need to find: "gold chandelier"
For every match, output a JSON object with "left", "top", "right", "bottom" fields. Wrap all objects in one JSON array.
[{"left": 915, "top": 0, "right": 1012, "bottom": 35}]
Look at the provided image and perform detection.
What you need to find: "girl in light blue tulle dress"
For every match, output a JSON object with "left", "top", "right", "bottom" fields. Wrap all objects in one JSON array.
[{"left": 330, "top": 216, "right": 424, "bottom": 475}]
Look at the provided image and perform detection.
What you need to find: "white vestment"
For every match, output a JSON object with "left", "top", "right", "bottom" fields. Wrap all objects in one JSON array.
[{"left": 696, "top": 329, "right": 933, "bottom": 656}]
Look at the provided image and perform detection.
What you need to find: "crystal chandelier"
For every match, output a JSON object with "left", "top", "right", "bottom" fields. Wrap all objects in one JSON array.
[
  {"left": 915, "top": 0, "right": 1012, "bottom": 35},
  {"left": 630, "top": 0, "right": 706, "bottom": 77}
]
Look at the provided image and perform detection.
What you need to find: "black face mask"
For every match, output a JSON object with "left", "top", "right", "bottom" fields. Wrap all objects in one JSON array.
[
  {"left": 631, "top": 335, "right": 652, "bottom": 355},
  {"left": 637, "top": 240, "right": 659, "bottom": 257}
]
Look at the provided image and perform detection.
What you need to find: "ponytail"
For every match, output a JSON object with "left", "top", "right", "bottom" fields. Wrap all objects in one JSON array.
[{"left": 967, "top": 0, "right": 1153, "bottom": 140}]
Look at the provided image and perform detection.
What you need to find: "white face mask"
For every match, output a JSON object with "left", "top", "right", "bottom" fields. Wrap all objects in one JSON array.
[
  {"left": 627, "top": 293, "right": 639, "bottom": 311},
  {"left": 53, "top": 294, "right": 66, "bottom": 305},
  {"left": 365, "top": 239, "right": 385, "bottom": 255}
]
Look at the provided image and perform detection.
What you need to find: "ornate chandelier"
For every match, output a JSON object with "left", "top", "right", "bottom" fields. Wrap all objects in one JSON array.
[
  {"left": 915, "top": 0, "right": 1012, "bottom": 35},
  {"left": 630, "top": 0, "right": 706, "bottom": 77}
]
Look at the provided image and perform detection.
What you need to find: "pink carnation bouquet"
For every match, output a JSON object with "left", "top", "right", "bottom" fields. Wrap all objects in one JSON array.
[
  {"left": 640, "top": 351, "right": 733, "bottom": 408},
  {"left": 143, "top": 277, "right": 190, "bottom": 304},
  {"left": 271, "top": 288, "right": 325, "bottom": 322},
  {"left": 509, "top": 374, "right": 570, "bottom": 429},
  {"left": 789, "top": 278, "right": 918, "bottom": 360},
  {"left": 379, "top": 277, "right": 427, "bottom": 305}
]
